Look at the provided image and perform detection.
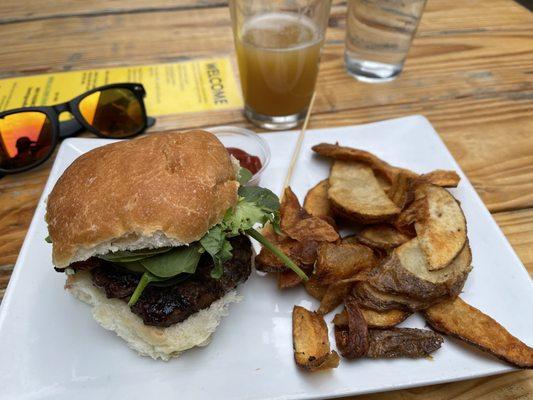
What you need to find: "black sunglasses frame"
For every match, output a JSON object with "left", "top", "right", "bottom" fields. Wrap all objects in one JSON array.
[{"left": 0, "top": 83, "right": 155, "bottom": 175}]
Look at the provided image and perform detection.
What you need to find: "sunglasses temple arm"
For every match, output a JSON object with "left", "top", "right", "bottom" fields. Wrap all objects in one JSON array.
[{"left": 59, "top": 118, "right": 85, "bottom": 139}]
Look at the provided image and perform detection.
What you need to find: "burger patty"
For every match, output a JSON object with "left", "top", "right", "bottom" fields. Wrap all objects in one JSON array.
[{"left": 90, "top": 235, "right": 252, "bottom": 327}]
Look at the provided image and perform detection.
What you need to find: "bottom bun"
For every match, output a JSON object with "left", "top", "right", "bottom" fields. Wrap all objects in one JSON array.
[{"left": 66, "top": 271, "right": 242, "bottom": 361}]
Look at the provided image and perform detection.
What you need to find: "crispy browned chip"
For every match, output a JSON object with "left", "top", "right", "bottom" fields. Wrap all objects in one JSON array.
[
  {"left": 313, "top": 143, "right": 461, "bottom": 187},
  {"left": 419, "top": 170, "right": 461, "bottom": 188},
  {"left": 340, "top": 235, "right": 358, "bottom": 245},
  {"left": 304, "top": 179, "right": 333, "bottom": 219},
  {"left": 281, "top": 187, "right": 339, "bottom": 243},
  {"left": 366, "top": 328, "right": 443, "bottom": 359},
  {"left": 392, "top": 197, "right": 426, "bottom": 236},
  {"left": 328, "top": 161, "right": 401, "bottom": 223},
  {"left": 352, "top": 281, "right": 438, "bottom": 312},
  {"left": 315, "top": 242, "right": 377, "bottom": 285},
  {"left": 334, "top": 296, "right": 369, "bottom": 359},
  {"left": 303, "top": 275, "right": 329, "bottom": 300},
  {"left": 292, "top": 306, "right": 340, "bottom": 371},
  {"left": 278, "top": 268, "right": 312, "bottom": 289},
  {"left": 414, "top": 183, "right": 467, "bottom": 270},
  {"left": 387, "top": 171, "right": 415, "bottom": 210},
  {"left": 318, "top": 273, "right": 367, "bottom": 314},
  {"left": 290, "top": 218, "right": 339, "bottom": 243},
  {"left": 356, "top": 225, "right": 411, "bottom": 250},
  {"left": 312, "top": 143, "right": 417, "bottom": 183},
  {"left": 333, "top": 307, "right": 410, "bottom": 329},
  {"left": 368, "top": 238, "right": 472, "bottom": 302},
  {"left": 424, "top": 297, "right": 533, "bottom": 368},
  {"left": 281, "top": 187, "right": 309, "bottom": 229},
  {"left": 255, "top": 225, "right": 319, "bottom": 273},
  {"left": 318, "top": 285, "right": 351, "bottom": 315},
  {"left": 361, "top": 307, "right": 411, "bottom": 329}
]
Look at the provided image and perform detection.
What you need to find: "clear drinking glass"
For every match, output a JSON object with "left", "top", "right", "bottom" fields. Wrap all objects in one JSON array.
[
  {"left": 344, "top": 0, "right": 427, "bottom": 82},
  {"left": 229, "top": 0, "right": 332, "bottom": 130}
]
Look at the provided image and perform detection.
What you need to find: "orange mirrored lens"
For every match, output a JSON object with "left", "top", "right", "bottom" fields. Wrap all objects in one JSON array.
[
  {"left": 0, "top": 111, "right": 53, "bottom": 170},
  {"left": 79, "top": 88, "right": 144, "bottom": 138}
]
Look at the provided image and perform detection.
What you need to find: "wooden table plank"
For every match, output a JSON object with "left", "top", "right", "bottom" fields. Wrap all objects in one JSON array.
[
  {"left": 350, "top": 370, "right": 533, "bottom": 400},
  {"left": 0, "top": 0, "right": 225, "bottom": 24},
  {"left": 1, "top": 0, "right": 531, "bottom": 74},
  {"left": 0, "top": 1, "right": 532, "bottom": 399}
]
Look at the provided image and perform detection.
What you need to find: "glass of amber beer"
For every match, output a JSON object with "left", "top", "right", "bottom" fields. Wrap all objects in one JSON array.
[{"left": 229, "top": 0, "right": 331, "bottom": 130}]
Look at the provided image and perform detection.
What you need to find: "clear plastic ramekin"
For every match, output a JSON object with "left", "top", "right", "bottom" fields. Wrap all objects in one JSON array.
[{"left": 207, "top": 126, "right": 270, "bottom": 186}]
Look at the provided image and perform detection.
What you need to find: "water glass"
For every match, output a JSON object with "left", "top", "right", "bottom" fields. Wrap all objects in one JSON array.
[{"left": 344, "top": 0, "right": 427, "bottom": 82}]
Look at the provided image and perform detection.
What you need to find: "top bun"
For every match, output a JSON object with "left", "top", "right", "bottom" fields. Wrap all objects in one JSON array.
[{"left": 46, "top": 130, "right": 239, "bottom": 268}]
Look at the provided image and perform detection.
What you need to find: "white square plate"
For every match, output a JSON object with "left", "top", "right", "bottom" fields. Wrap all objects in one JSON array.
[{"left": 0, "top": 116, "right": 531, "bottom": 400}]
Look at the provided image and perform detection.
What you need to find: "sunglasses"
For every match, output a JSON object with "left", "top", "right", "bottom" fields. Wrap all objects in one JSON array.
[{"left": 0, "top": 83, "right": 155, "bottom": 176}]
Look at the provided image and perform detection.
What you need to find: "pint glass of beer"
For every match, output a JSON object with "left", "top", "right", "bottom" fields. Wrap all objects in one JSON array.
[{"left": 229, "top": 0, "right": 331, "bottom": 130}]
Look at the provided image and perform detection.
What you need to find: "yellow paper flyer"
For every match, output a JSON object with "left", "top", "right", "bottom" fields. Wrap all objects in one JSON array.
[{"left": 0, "top": 58, "right": 243, "bottom": 116}]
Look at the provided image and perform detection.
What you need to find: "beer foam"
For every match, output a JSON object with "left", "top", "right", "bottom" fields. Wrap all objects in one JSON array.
[{"left": 240, "top": 12, "right": 321, "bottom": 50}]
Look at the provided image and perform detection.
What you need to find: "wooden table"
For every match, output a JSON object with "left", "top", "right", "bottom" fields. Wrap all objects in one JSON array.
[{"left": 0, "top": 0, "right": 531, "bottom": 397}]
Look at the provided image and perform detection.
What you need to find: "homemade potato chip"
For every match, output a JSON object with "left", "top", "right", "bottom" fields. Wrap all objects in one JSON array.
[
  {"left": 387, "top": 171, "right": 415, "bottom": 209},
  {"left": 356, "top": 225, "right": 411, "bottom": 250},
  {"left": 315, "top": 242, "right": 377, "bottom": 285},
  {"left": 366, "top": 328, "right": 443, "bottom": 359},
  {"left": 328, "top": 161, "right": 401, "bottom": 223},
  {"left": 334, "top": 307, "right": 411, "bottom": 329},
  {"left": 414, "top": 183, "right": 467, "bottom": 270},
  {"left": 334, "top": 296, "right": 369, "bottom": 359},
  {"left": 281, "top": 187, "right": 339, "bottom": 243},
  {"left": 292, "top": 306, "right": 340, "bottom": 371},
  {"left": 303, "top": 275, "right": 329, "bottom": 300},
  {"left": 318, "top": 273, "right": 367, "bottom": 314},
  {"left": 368, "top": 238, "right": 472, "bottom": 302},
  {"left": 303, "top": 179, "right": 333, "bottom": 219},
  {"left": 419, "top": 170, "right": 461, "bottom": 188},
  {"left": 312, "top": 143, "right": 417, "bottom": 183},
  {"left": 424, "top": 297, "right": 533, "bottom": 368}
]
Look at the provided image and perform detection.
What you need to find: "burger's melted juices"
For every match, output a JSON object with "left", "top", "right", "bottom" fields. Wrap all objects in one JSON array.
[{"left": 71, "top": 236, "right": 252, "bottom": 327}]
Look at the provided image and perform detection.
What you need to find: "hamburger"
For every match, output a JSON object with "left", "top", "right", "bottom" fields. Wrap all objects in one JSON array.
[{"left": 45, "top": 130, "right": 305, "bottom": 360}]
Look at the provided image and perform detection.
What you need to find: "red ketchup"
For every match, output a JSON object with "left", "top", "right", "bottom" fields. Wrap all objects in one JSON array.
[{"left": 226, "top": 147, "right": 262, "bottom": 175}]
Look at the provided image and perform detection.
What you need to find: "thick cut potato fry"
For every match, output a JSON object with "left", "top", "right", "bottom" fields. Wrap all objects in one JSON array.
[
  {"left": 334, "top": 296, "right": 369, "bottom": 359},
  {"left": 424, "top": 297, "right": 533, "bottom": 368},
  {"left": 281, "top": 187, "right": 338, "bottom": 243},
  {"left": 255, "top": 225, "right": 319, "bottom": 273},
  {"left": 313, "top": 143, "right": 461, "bottom": 190},
  {"left": 304, "top": 276, "right": 329, "bottom": 300},
  {"left": 315, "top": 242, "right": 377, "bottom": 285},
  {"left": 387, "top": 171, "right": 415, "bottom": 210},
  {"left": 356, "top": 225, "right": 411, "bottom": 250},
  {"left": 292, "top": 306, "right": 340, "bottom": 371},
  {"left": 304, "top": 179, "right": 333, "bottom": 219},
  {"left": 414, "top": 183, "right": 467, "bottom": 270},
  {"left": 333, "top": 307, "right": 410, "bottom": 329},
  {"left": 420, "top": 170, "right": 461, "bottom": 188},
  {"left": 312, "top": 143, "right": 417, "bottom": 183},
  {"left": 317, "top": 278, "right": 360, "bottom": 315},
  {"left": 352, "top": 281, "right": 441, "bottom": 311},
  {"left": 362, "top": 307, "right": 411, "bottom": 329},
  {"left": 366, "top": 328, "right": 443, "bottom": 358},
  {"left": 328, "top": 161, "right": 401, "bottom": 223},
  {"left": 278, "top": 268, "right": 313, "bottom": 289},
  {"left": 368, "top": 238, "right": 472, "bottom": 302}
]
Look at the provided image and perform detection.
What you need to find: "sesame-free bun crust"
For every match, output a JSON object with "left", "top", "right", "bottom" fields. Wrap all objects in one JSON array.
[{"left": 46, "top": 130, "right": 239, "bottom": 268}]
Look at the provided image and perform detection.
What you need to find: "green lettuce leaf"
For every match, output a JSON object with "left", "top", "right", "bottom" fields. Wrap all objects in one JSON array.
[
  {"left": 237, "top": 167, "right": 253, "bottom": 185},
  {"left": 99, "top": 247, "right": 172, "bottom": 263},
  {"left": 140, "top": 244, "right": 202, "bottom": 278}
]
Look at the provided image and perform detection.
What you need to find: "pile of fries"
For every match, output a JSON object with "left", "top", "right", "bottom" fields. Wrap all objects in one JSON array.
[{"left": 256, "top": 143, "right": 533, "bottom": 371}]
